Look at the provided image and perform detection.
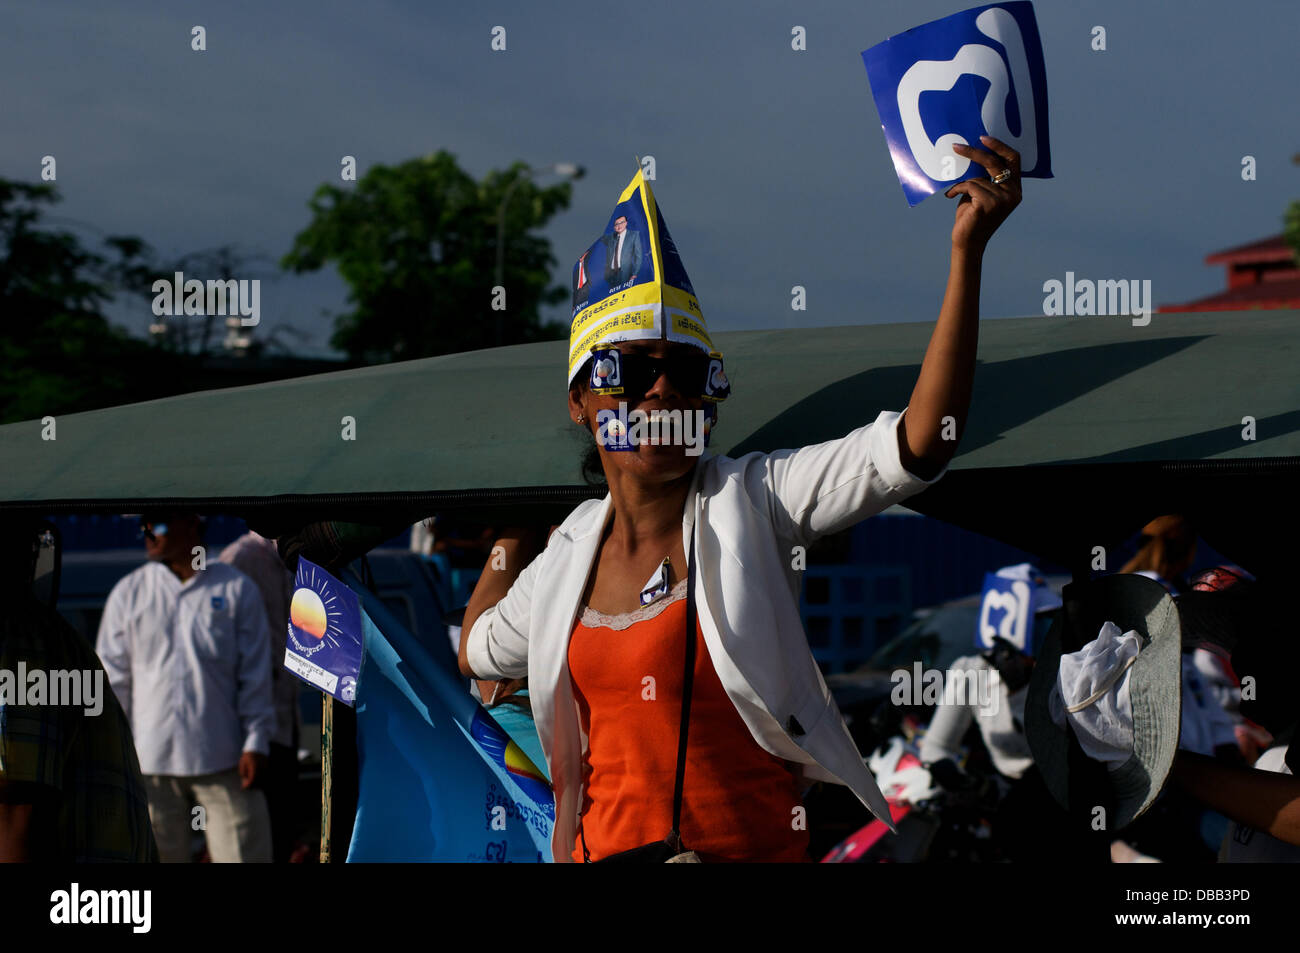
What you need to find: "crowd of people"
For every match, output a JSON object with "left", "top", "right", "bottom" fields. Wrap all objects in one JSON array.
[
  {"left": 0, "top": 513, "right": 304, "bottom": 862},
  {"left": 910, "top": 517, "right": 1298, "bottom": 864},
  {"left": 3, "top": 136, "right": 1297, "bottom": 865}
]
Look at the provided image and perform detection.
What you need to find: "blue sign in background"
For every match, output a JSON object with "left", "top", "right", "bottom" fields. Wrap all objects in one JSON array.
[
  {"left": 862, "top": 2, "right": 1051, "bottom": 206},
  {"left": 974, "top": 568, "right": 1059, "bottom": 654}
]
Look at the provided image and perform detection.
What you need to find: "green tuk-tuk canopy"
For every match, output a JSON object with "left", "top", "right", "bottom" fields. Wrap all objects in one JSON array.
[{"left": 3, "top": 309, "right": 1297, "bottom": 574}]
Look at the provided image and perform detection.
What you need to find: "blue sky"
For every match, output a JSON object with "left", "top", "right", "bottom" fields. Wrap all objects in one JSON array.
[{"left": 4, "top": 0, "right": 1296, "bottom": 357}]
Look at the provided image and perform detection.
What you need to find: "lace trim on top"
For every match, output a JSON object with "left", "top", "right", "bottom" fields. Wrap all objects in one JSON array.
[{"left": 579, "top": 577, "right": 688, "bottom": 631}]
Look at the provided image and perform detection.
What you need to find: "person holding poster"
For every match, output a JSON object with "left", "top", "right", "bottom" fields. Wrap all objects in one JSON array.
[{"left": 461, "top": 138, "right": 1021, "bottom": 862}]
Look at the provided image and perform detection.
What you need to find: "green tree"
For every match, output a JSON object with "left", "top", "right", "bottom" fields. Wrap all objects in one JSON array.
[
  {"left": 282, "top": 152, "right": 571, "bottom": 363},
  {"left": 0, "top": 180, "right": 165, "bottom": 423},
  {"left": 133, "top": 244, "right": 280, "bottom": 357}
]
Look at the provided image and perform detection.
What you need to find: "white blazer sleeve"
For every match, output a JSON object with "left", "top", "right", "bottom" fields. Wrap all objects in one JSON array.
[
  {"left": 753, "top": 407, "right": 948, "bottom": 546},
  {"left": 464, "top": 548, "right": 543, "bottom": 681}
]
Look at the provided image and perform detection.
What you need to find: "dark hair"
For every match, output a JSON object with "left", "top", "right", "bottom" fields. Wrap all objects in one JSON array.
[
  {"left": 581, "top": 442, "right": 606, "bottom": 487},
  {"left": 571, "top": 356, "right": 607, "bottom": 487}
]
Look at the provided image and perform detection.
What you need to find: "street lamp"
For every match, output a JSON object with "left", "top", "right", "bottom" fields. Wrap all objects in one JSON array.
[{"left": 493, "top": 162, "right": 585, "bottom": 344}]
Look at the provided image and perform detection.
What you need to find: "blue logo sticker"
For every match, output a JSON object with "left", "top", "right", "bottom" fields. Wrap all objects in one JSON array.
[
  {"left": 589, "top": 347, "right": 624, "bottom": 394},
  {"left": 862, "top": 2, "right": 1051, "bottom": 206},
  {"left": 596, "top": 407, "right": 634, "bottom": 451},
  {"left": 211, "top": 595, "right": 226, "bottom": 611},
  {"left": 703, "top": 353, "right": 730, "bottom": 402}
]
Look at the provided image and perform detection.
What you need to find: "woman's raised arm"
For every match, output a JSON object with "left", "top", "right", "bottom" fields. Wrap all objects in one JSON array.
[{"left": 898, "top": 135, "right": 1022, "bottom": 482}]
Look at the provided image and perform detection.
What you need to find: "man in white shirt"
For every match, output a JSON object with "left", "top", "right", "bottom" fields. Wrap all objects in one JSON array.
[{"left": 97, "top": 513, "right": 275, "bottom": 862}]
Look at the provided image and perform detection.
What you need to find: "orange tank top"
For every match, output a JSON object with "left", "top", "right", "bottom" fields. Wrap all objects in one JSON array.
[{"left": 568, "top": 579, "right": 810, "bottom": 862}]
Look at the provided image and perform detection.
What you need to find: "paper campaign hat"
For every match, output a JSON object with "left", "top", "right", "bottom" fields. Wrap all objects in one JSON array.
[{"left": 567, "top": 169, "right": 716, "bottom": 386}]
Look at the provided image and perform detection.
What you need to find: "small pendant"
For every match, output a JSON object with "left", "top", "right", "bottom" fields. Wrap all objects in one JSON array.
[{"left": 639, "top": 557, "right": 672, "bottom": 607}]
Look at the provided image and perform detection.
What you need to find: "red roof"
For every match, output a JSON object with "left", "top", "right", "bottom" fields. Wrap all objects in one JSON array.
[
  {"left": 1159, "top": 276, "right": 1300, "bottom": 312},
  {"left": 1205, "top": 233, "right": 1296, "bottom": 266}
]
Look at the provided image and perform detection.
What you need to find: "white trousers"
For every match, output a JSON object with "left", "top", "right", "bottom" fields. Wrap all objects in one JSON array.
[{"left": 145, "top": 768, "right": 272, "bottom": 863}]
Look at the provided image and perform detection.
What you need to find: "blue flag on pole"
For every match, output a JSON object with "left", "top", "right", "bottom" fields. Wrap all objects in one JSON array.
[{"left": 339, "top": 575, "right": 554, "bottom": 862}]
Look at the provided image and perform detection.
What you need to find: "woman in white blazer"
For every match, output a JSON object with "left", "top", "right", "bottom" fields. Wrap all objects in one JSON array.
[{"left": 460, "top": 137, "right": 1023, "bottom": 862}]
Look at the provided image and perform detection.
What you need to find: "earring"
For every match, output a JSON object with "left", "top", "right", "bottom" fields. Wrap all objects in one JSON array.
[{"left": 576, "top": 414, "right": 586, "bottom": 424}]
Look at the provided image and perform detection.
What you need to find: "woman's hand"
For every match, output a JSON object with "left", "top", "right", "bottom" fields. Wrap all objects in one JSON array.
[{"left": 945, "top": 135, "right": 1022, "bottom": 254}]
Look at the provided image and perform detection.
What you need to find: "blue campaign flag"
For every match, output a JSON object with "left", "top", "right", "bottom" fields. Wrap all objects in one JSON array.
[
  {"left": 284, "top": 558, "right": 363, "bottom": 705},
  {"left": 862, "top": 2, "right": 1051, "bottom": 206},
  {"left": 342, "top": 578, "right": 554, "bottom": 862}
]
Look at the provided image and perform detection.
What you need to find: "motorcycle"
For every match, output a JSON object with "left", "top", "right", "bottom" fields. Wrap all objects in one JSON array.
[{"left": 821, "top": 714, "right": 1003, "bottom": 863}]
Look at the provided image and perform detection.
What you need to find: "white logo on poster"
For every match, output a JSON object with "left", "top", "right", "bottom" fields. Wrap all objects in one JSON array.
[
  {"left": 895, "top": 7, "right": 1037, "bottom": 181},
  {"left": 340, "top": 676, "right": 357, "bottom": 703},
  {"left": 594, "top": 357, "right": 619, "bottom": 386},
  {"left": 978, "top": 579, "right": 1031, "bottom": 650},
  {"left": 708, "top": 360, "right": 726, "bottom": 391}
]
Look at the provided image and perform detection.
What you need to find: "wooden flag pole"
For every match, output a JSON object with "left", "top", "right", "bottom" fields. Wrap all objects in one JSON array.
[{"left": 320, "top": 694, "right": 333, "bottom": 863}]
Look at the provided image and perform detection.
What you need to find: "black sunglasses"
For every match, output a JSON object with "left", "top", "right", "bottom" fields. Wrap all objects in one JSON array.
[{"left": 604, "top": 351, "right": 712, "bottom": 398}]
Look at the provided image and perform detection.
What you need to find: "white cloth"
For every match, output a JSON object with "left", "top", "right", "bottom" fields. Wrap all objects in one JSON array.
[
  {"left": 409, "top": 519, "right": 435, "bottom": 556},
  {"left": 1178, "top": 652, "right": 1238, "bottom": 756},
  {"left": 1048, "top": 621, "right": 1140, "bottom": 769},
  {"left": 1219, "top": 746, "right": 1300, "bottom": 863},
  {"left": 218, "top": 532, "right": 298, "bottom": 749},
  {"left": 145, "top": 768, "right": 272, "bottom": 863},
  {"left": 467, "top": 407, "right": 945, "bottom": 861},
  {"left": 919, "top": 654, "right": 1034, "bottom": 780},
  {"left": 96, "top": 561, "right": 275, "bottom": 776}
]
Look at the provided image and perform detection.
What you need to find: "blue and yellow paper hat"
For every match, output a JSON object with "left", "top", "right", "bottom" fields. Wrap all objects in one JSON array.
[{"left": 567, "top": 169, "right": 715, "bottom": 386}]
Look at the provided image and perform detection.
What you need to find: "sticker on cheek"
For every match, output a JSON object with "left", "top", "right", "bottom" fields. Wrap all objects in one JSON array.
[{"left": 596, "top": 408, "right": 634, "bottom": 451}]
